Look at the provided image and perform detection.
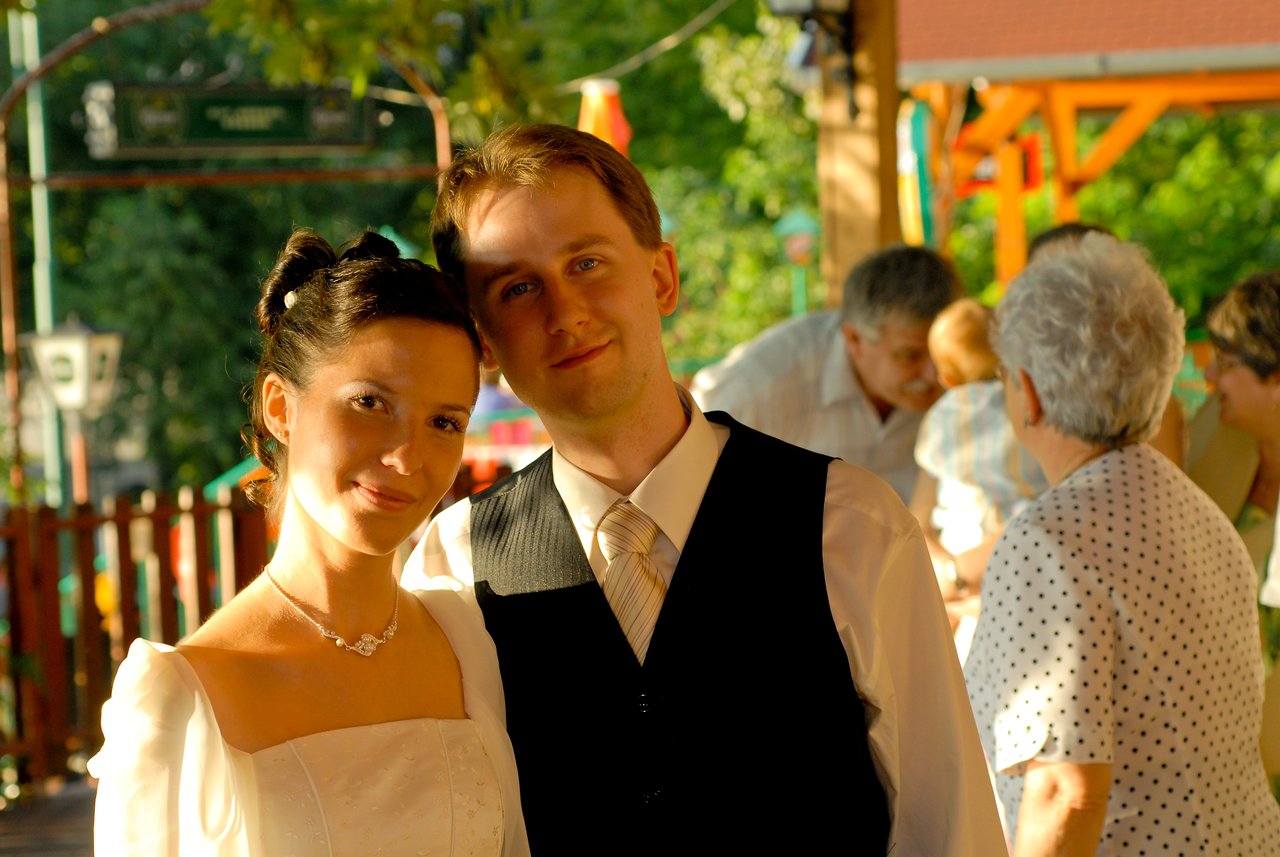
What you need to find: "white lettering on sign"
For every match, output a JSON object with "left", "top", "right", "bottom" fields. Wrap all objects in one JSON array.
[{"left": 205, "top": 105, "right": 288, "bottom": 131}]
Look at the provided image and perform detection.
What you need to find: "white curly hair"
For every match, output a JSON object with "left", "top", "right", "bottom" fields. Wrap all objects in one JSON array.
[{"left": 994, "top": 232, "right": 1185, "bottom": 448}]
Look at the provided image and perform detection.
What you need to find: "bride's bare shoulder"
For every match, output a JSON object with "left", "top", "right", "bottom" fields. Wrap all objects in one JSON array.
[{"left": 179, "top": 577, "right": 280, "bottom": 652}]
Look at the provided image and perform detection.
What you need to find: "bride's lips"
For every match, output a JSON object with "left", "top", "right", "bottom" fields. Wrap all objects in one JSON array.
[
  {"left": 355, "top": 483, "right": 416, "bottom": 509},
  {"left": 553, "top": 343, "right": 607, "bottom": 369}
]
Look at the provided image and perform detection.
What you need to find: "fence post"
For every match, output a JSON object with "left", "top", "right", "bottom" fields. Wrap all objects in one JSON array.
[
  {"left": 102, "top": 495, "right": 140, "bottom": 662},
  {"left": 230, "top": 486, "right": 268, "bottom": 592},
  {"left": 6, "top": 505, "right": 47, "bottom": 778},
  {"left": 139, "top": 491, "right": 180, "bottom": 644},
  {"left": 69, "top": 502, "right": 105, "bottom": 750},
  {"left": 177, "top": 486, "right": 214, "bottom": 630},
  {"left": 33, "top": 505, "right": 67, "bottom": 775}
]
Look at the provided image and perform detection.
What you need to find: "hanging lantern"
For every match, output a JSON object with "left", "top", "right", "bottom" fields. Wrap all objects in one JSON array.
[{"left": 577, "top": 78, "right": 632, "bottom": 158}]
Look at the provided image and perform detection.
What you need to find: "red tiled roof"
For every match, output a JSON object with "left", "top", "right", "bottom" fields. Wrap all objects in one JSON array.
[{"left": 898, "top": 0, "right": 1280, "bottom": 83}]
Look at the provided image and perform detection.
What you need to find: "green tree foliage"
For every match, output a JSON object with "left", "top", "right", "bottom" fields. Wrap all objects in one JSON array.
[
  {"left": 948, "top": 111, "right": 1280, "bottom": 324},
  {"left": 5, "top": 0, "right": 438, "bottom": 491},
  {"left": 654, "top": 10, "right": 820, "bottom": 373},
  {"left": 25, "top": 0, "right": 1279, "bottom": 498},
  {"left": 6, "top": 0, "right": 801, "bottom": 490},
  {"left": 1083, "top": 111, "right": 1280, "bottom": 324}
]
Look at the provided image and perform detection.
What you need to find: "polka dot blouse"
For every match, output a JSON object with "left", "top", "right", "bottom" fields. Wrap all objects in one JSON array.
[{"left": 964, "top": 443, "right": 1280, "bottom": 855}]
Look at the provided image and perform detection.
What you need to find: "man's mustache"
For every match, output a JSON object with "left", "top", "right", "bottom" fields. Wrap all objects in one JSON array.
[{"left": 902, "top": 378, "right": 941, "bottom": 395}]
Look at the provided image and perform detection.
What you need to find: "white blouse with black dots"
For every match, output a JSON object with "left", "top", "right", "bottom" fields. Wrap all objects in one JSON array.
[{"left": 964, "top": 443, "right": 1280, "bottom": 855}]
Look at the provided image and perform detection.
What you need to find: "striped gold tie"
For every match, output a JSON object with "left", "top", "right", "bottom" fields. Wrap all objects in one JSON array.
[{"left": 597, "top": 501, "right": 666, "bottom": 663}]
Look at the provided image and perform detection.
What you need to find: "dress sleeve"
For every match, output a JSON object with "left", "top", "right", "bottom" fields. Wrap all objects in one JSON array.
[
  {"left": 413, "top": 589, "right": 530, "bottom": 857},
  {"left": 968, "top": 519, "right": 1117, "bottom": 776},
  {"left": 87, "top": 640, "right": 252, "bottom": 856},
  {"left": 822, "top": 461, "right": 1008, "bottom": 857}
]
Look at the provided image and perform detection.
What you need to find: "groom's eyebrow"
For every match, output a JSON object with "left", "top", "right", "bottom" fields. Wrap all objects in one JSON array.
[{"left": 474, "top": 262, "right": 524, "bottom": 293}]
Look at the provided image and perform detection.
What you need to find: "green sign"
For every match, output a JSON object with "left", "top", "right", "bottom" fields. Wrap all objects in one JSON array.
[{"left": 84, "top": 82, "right": 374, "bottom": 159}]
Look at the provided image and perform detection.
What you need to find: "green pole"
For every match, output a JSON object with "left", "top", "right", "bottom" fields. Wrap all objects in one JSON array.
[{"left": 791, "top": 265, "right": 807, "bottom": 316}]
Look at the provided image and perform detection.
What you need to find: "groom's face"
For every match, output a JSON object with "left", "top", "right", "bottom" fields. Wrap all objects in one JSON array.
[{"left": 458, "top": 167, "right": 678, "bottom": 429}]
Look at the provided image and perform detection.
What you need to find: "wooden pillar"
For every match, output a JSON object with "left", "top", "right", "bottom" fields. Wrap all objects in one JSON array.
[
  {"left": 995, "top": 140, "right": 1027, "bottom": 285},
  {"left": 817, "top": 0, "right": 901, "bottom": 307}
]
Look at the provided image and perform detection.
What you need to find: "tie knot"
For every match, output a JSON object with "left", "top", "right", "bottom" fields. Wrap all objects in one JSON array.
[{"left": 597, "top": 501, "right": 660, "bottom": 564}]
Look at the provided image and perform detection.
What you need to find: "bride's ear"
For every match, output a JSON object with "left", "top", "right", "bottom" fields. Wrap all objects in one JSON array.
[{"left": 262, "top": 373, "right": 293, "bottom": 445}]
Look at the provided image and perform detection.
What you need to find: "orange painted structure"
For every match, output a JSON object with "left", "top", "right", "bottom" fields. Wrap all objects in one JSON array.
[{"left": 897, "top": 0, "right": 1280, "bottom": 283}]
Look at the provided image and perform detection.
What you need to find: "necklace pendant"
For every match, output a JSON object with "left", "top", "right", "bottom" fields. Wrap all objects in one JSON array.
[
  {"left": 351, "top": 634, "right": 380, "bottom": 657},
  {"left": 264, "top": 567, "right": 398, "bottom": 658}
]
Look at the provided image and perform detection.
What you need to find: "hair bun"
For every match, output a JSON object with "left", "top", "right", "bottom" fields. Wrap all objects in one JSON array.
[
  {"left": 257, "top": 229, "right": 338, "bottom": 335},
  {"left": 339, "top": 231, "right": 402, "bottom": 263}
]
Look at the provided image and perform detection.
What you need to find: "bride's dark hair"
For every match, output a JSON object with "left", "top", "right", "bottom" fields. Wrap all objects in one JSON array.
[{"left": 243, "top": 228, "right": 480, "bottom": 514}]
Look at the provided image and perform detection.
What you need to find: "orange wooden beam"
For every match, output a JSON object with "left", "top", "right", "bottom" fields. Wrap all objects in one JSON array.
[
  {"left": 995, "top": 141, "right": 1027, "bottom": 285},
  {"left": 948, "top": 68, "right": 1280, "bottom": 226},
  {"left": 952, "top": 85, "right": 1042, "bottom": 189},
  {"left": 1076, "top": 92, "right": 1169, "bottom": 183}
]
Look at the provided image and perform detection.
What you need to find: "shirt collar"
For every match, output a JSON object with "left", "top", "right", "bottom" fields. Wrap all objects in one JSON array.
[{"left": 552, "top": 387, "right": 722, "bottom": 557}]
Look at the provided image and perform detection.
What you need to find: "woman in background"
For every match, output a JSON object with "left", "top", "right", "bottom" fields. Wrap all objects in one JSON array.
[
  {"left": 964, "top": 232, "right": 1280, "bottom": 855},
  {"left": 1200, "top": 270, "right": 1280, "bottom": 779},
  {"left": 89, "top": 230, "right": 527, "bottom": 855},
  {"left": 1201, "top": 271, "right": 1280, "bottom": 588}
]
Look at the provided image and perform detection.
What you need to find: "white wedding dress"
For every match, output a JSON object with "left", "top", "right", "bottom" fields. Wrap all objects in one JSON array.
[{"left": 88, "top": 589, "right": 528, "bottom": 856}]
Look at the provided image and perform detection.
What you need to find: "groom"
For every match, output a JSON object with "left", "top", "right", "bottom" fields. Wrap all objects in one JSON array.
[{"left": 403, "top": 124, "right": 1003, "bottom": 856}]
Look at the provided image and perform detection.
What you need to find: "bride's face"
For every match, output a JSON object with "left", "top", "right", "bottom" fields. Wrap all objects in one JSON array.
[{"left": 266, "top": 317, "right": 479, "bottom": 559}]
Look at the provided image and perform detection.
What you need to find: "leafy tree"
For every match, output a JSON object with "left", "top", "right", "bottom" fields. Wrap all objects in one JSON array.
[
  {"left": 4, "top": 0, "right": 792, "bottom": 490},
  {"left": 5, "top": 0, "right": 439, "bottom": 490},
  {"left": 947, "top": 111, "right": 1280, "bottom": 324},
  {"left": 654, "top": 9, "right": 819, "bottom": 373}
]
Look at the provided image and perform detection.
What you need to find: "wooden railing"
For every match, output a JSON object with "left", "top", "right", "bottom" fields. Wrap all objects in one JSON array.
[
  {"left": 0, "top": 484, "right": 268, "bottom": 779},
  {"left": 0, "top": 460, "right": 511, "bottom": 782}
]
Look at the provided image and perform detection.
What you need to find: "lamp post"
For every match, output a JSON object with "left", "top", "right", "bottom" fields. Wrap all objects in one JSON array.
[
  {"left": 773, "top": 208, "right": 821, "bottom": 316},
  {"left": 21, "top": 320, "right": 122, "bottom": 506}
]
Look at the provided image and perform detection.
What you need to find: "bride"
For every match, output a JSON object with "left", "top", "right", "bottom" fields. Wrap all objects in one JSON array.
[{"left": 89, "top": 229, "right": 528, "bottom": 855}]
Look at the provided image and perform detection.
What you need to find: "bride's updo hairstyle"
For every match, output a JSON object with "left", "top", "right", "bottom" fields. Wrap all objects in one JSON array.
[{"left": 244, "top": 228, "right": 481, "bottom": 515}]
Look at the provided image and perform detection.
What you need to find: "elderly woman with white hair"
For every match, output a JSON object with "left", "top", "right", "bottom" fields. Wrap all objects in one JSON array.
[{"left": 963, "top": 232, "right": 1280, "bottom": 856}]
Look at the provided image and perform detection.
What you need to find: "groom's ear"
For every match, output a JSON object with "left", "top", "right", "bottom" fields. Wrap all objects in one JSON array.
[{"left": 478, "top": 331, "right": 500, "bottom": 371}]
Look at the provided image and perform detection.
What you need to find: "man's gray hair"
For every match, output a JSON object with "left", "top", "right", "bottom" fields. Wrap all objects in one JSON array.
[
  {"left": 841, "top": 244, "right": 962, "bottom": 338},
  {"left": 994, "top": 232, "right": 1185, "bottom": 448}
]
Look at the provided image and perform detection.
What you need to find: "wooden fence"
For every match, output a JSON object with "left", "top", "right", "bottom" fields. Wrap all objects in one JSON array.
[{"left": 0, "top": 460, "right": 509, "bottom": 782}]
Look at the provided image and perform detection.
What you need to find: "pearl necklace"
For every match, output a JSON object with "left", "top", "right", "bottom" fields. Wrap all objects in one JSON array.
[{"left": 264, "top": 568, "right": 398, "bottom": 657}]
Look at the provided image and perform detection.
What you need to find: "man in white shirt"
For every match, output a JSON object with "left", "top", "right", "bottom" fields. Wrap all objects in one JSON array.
[
  {"left": 403, "top": 123, "right": 1005, "bottom": 856},
  {"left": 690, "top": 245, "right": 962, "bottom": 500}
]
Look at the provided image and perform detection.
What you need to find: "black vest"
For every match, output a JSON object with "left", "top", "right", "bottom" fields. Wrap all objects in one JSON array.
[{"left": 471, "top": 413, "right": 890, "bottom": 855}]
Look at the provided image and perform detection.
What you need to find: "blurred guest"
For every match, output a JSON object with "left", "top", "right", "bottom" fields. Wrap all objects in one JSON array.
[
  {"left": 1029, "top": 222, "right": 1186, "bottom": 467},
  {"left": 1199, "top": 270, "right": 1280, "bottom": 778},
  {"left": 1200, "top": 270, "right": 1280, "bottom": 585},
  {"left": 965, "top": 232, "right": 1280, "bottom": 855},
  {"left": 691, "top": 244, "right": 962, "bottom": 500},
  {"left": 475, "top": 366, "right": 525, "bottom": 417},
  {"left": 910, "top": 299, "right": 1048, "bottom": 654},
  {"left": 911, "top": 298, "right": 1047, "bottom": 594}
]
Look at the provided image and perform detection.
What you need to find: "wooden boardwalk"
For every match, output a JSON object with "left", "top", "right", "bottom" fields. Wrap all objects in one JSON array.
[{"left": 0, "top": 778, "right": 93, "bottom": 856}]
